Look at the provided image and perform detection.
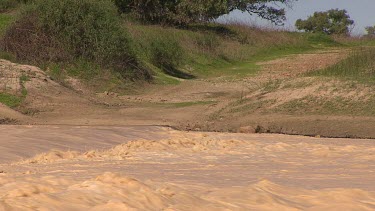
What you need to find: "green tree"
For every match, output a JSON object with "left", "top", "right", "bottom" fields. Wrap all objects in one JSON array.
[
  {"left": 365, "top": 26, "right": 375, "bottom": 37},
  {"left": 295, "top": 9, "right": 354, "bottom": 35},
  {"left": 114, "top": 0, "right": 295, "bottom": 26}
]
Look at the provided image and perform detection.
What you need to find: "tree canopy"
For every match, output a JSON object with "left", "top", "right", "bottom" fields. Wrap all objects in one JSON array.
[
  {"left": 295, "top": 9, "right": 354, "bottom": 35},
  {"left": 114, "top": 0, "right": 295, "bottom": 26},
  {"left": 365, "top": 26, "right": 375, "bottom": 37}
]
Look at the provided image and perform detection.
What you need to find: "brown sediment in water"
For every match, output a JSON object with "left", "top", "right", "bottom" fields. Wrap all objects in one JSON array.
[
  {"left": 1, "top": 126, "right": 375, "bottom": 210},
  {"left": 1, "top": 172, "right": 375, "bottom": 210}
]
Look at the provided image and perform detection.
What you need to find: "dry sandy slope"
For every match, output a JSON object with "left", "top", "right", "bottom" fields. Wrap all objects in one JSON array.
[
  {"left": 4, "top": 50, "right": 375, "bottom": 138},
  {"left": 0, "top": 103, "right": 28, "bottom": 123},
  {"left": 0, "top": 126, "right": 375, "bottom": 210}
]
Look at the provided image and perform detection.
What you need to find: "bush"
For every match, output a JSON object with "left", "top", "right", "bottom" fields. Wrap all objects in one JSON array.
[
  {"left": 0, "top": 0, "right": 34, "bottom": 12},
  {"left": 2, "top": 0, "right": 151, "bottom": 80},
  {"left": 2, "top": 11, "right": 67, "bottom": 63},
  {"left": 0, "top": 92, "right": 22, "bottom": 108},
  {"left": 0, "top": 0, "right": 18, "bottom": 12}
]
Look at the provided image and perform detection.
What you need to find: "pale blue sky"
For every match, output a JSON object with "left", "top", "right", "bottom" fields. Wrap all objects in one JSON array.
[{"left": 222, "top": 0, "right": 375, "bottom": 35}]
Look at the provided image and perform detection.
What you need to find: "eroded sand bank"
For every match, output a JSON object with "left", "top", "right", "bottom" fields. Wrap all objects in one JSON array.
[{"left": 1, "top": 125, "right": 375, "bottom": 210}]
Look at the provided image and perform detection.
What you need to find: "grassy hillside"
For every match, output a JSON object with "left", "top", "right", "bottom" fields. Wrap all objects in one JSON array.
[
  {"left": 3, "top": 1, "right": 375, "bottom": 138},
  {"left": 0, "top": 0, "right": 351, "bottom": 93},
  {"left": 310, "top": 47, "right": 375, "bottom": 83},
  {"left": 127, "top": 23, "right": 342, "bottom": 85}
]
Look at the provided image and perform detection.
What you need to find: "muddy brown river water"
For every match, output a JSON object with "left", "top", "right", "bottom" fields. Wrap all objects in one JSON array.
[{"left": 0, "top": 125, "right": 375, "bottom": 210}]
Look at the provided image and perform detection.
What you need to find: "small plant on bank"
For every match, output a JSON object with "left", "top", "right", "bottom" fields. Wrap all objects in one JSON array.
[{"left": 0, "top": 92, "right": 22, "bottom": 108}]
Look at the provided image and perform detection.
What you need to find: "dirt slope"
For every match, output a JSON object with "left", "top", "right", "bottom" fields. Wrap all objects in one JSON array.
[
  {"left": 2, "top": 49, "right": 375, "bottom": 138},
  {"left": 0, "top": 103, "right": 27, "bottom": 123}
]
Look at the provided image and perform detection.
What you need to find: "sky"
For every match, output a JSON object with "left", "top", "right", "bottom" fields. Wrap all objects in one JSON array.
[{"left": 221, "top": 0, "right": 375, "bottom": 35}]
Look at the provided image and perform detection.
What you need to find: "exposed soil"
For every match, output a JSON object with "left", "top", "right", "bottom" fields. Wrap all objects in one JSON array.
[
  {"left": 2, "top": 49, "right": 375, "bottom": 138},
  {"left": 256, "top": 50, "right": 346, "bottom": 79}
]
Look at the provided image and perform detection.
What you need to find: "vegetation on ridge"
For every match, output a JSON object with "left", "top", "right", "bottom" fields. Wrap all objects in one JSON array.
[
  {"left": 114, "top": 0, "right": 295, "bottom": 26},
  {"left": 0, "top": 0, "right": 374, "bottom": 93},
  {"left": 2, "top": 0, "right": 151, "bottom": 81},
  {"left": 296, "top": 9, "right": 354, "bottom": 35},
  {"left": 310, "top": 47, "right": 375, "bottom": 82}
]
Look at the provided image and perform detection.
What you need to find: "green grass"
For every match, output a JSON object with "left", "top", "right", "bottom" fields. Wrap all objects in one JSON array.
[
  {"left": 0, "top": 13, "right": 14, "bottom": 36},
  {"left": 1, "top": 5, "right": 361, "bottom": 92},
  {"left": 262, "top": 80, "right": 283, "bottom": 93},
  {"left": 19, "top": 74, "right": 29, "bottom": 97},
  {"left": 352, "top": 39, "right": 375, "bottom": 47},
  {"left": 153, "top": 71, "right": 181, "bottom": 85},
  {"left": 309, "top": 47, "right": 375, "bottom": 83},
  {"left": 20, "top": 74, "right": 30, "bottom": 83},
  {"left": 127, "top": 23, "right": 331, "bottom": 82},
  {"left": 187, "top": 59, "right": 257, "bottom": 77},
  {"left": 0, "top": 92, "right": 22, "bottom": 108},
  {"left": 303, "top": 33, "right": 341, "bottom": 47},
  {"left": 0, "top": 73, "right": 30, "bottom": 108},
  {"left": 207, "top": 97, "right": 275, "bottom": 121},
  {"left": 0, "top": 51, "right": 16, "bottom": 61},
  {"left": 44, "top": 60, "right": 142, "bottom": 94},
  {"left": 183, "top": 43, "right": 318, "bottom": 79}
]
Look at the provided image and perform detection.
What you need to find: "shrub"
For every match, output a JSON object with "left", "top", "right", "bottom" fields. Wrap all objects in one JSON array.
[
  {"left": 0, "top": 93, "right": 22, "bottom": 108},
  {"left": 2, "top": 0, "right": 151, "bottom": 80},
  {"left": 2, "top": 11, "right": 68, "bottom": 63},
  {"left": 0, "top": 0, "right": 18, "bottom": 12},
  {"left": 0, "top": 0, "right": 34, "bottom": 12}
]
